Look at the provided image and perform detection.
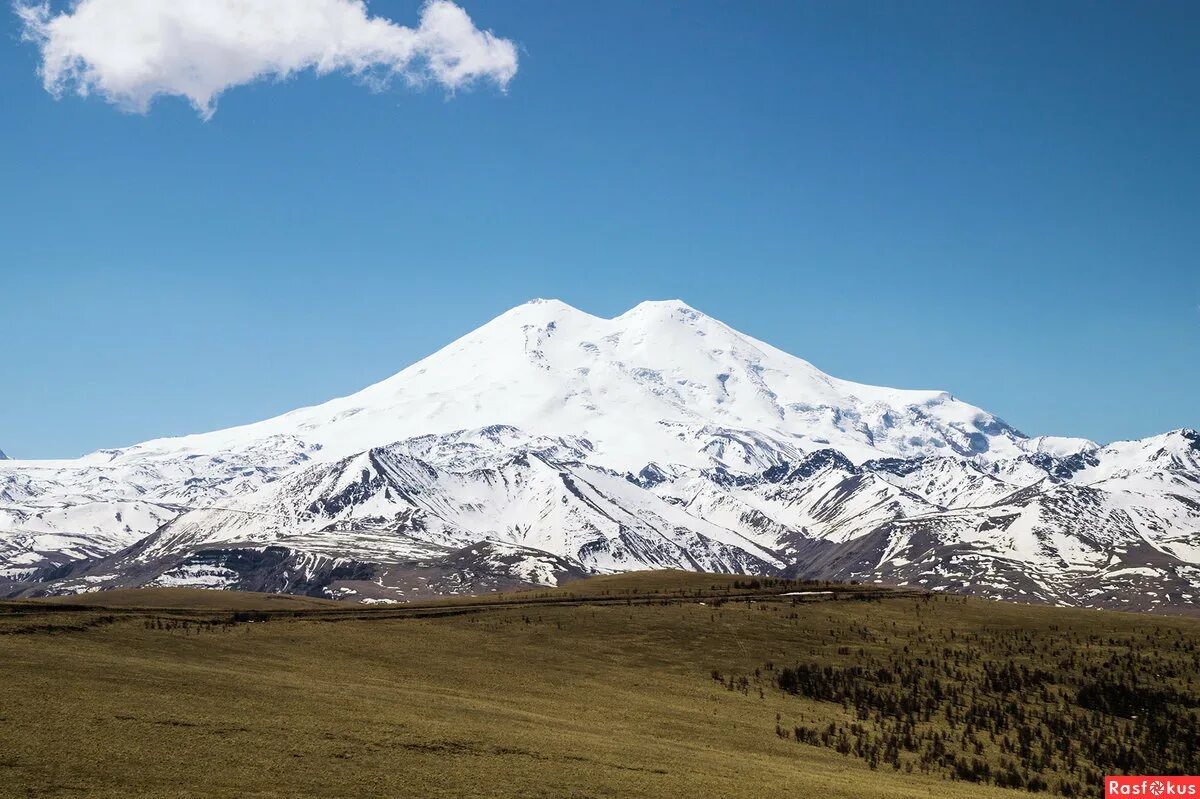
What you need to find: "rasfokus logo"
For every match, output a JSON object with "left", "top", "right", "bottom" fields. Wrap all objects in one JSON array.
[{"left": 1106, "top": 777, "right": 1200, "bottom": 797}]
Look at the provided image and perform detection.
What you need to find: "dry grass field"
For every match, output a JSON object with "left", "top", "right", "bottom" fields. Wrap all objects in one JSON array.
[{"left": 1, "top": 573, "right": 1196, "bottom": 799}]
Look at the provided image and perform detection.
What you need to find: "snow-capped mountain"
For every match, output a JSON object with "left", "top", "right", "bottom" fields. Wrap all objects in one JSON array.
[
  {"left": 1, "top": 300, "right": 1195, "bottom": 612},
  {"left": 30, "top": 299, "right": 1037, "bottom": 475}
]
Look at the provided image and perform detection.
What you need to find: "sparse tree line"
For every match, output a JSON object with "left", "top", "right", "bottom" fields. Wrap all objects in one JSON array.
[
  {"left": 143, "top": 618, "right": 234, "bottom": 633},
  {"left": 730, "top": 578, "right": 836, "bottom": 591},
  {"left": 710, "top": 611, "right": 1199, "bottom": 796},
  {"left": 0, "top": 613, "right": 118, "bottom": 636},
  {"left": 141, "top": 610, "right": 274, "bottom": 632}
]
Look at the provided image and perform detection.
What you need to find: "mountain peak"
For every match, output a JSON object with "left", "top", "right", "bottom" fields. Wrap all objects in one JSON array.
[
  {"left": 626, "top": 298, "right": 698, "bottom": 312},
  {"left": 507, "top": 298, "right": 704, "bottom": 323},
  {"left": 484, "top": 299, "right": 711, "bottom": 339},
  {"left": 483, "top": 299, "right": 597, "bottom": 330},
  {"left": 619, "top": 299, "right": 704, "bottom": 321},
  {"left": 508, "top": 298, "right": 586, "bottom": 317},
  {"left": 522, "top": 297, "right": 574, "bottom": 310}
]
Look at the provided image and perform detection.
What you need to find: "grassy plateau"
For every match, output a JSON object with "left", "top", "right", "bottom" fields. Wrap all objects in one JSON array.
[{"left": 1, "top": 573, "right": 1197, "bottom": 799}]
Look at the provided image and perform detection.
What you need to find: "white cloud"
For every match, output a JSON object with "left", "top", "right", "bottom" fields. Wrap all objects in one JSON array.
[{"left": 16, "top": 0, "right": 518, "bottom": 118}]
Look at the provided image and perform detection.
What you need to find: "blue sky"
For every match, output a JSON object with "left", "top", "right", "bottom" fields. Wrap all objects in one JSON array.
[{"left": 2, "top": 0, "right": 1197, "bottom": 459}]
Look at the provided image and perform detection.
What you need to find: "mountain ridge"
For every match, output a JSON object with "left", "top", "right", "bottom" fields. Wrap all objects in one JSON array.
[{"left": 1, "top": 300, "right": 1195, "bottom": 612}]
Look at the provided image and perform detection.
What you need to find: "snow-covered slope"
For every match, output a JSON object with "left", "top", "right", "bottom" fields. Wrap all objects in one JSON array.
[
  {"left": 33, "top": 299, "right": 1029, "bottom": 478},
  {"left": 1, "top": 300, "right": 1196, "bottom": 612}
]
